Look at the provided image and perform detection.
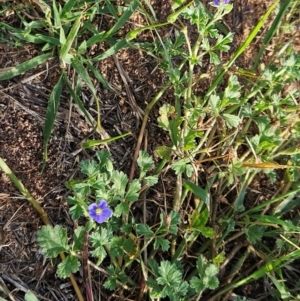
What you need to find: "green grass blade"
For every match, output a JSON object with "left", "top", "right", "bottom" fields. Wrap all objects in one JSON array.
[
  {"left": 35, "top": 34, "right": 60, "bottom": 45},
  {"left": 61, "top": 0, "right": 79, "bottom": 17},
  {"left": 82, "top": 132, "right": 131, "bottom": 148},
  {"left": 240, "top": 188, "right": 300, "bottom": 217},
  {"left": 267, "top": 273, "right": 291, "bottom": 300},
  {"left": 82, "top": 20, "right": 99, "bottom": 35},
  {"left": 85, "top": 60, "right": 112, "bottom": 90},
  {"left": 53, "top": 0, "right": 61, "bottom": 28},
  {"left": 71, "top": 56, "right": 96, "bottom": 94},
  {"left": 226, "top": 0, "right": 280, "bottom": 67},
  {"left": 43, "top": 75, "right": 64, "bottom": 167},
  {"left": 253, "top": 0, "right": 293, "bottom": 70},
  {"left": 63, "top": 72, "right": 93, "bottom": 126},
  {"left": 60, "top": 16, "right": 82, "bottom": 63},
  {"left": 91, "top": 38, "right": 128, "bottom": 61},
  {"left": 104, "top": 0, "right": 119, "bottom": 19},
  {"left": 85, "top": 0, "right": 138, "bottom": 46},
  {"left": 183, "top": 180, "right": 210, "bottom": 209},
  {"left": 103, "top": 0, "right": 139, "bottom": 39},
  {"left": 205, "top": 0, "right": 280, "bottom": 99},
  {"left": 250, "top": 215, "right": 299, "bottom": 231},
  {"left": 0, "top": 23, "right": 45, "bottom": 44},
  {"left": 213, "top": 249, "right": 300, "bottom": 299},
  {"left": 85, "top": 32, "right": 106, "bottom": 47},
  {"left": 33, "top": 0, "right": 51, "bottom": 19},
  {"left": 0, "top": 53, "right": 52, "bottom": 81}
]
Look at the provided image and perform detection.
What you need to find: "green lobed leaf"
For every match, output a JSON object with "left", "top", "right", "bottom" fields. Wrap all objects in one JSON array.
[
  {"left": 114, "top": 202, "right": 129, "bottom": 217},
  {"left": 104, "top": 277, "right": 117, "bottom": 291},
  {"left": 96, "top": 149, "right": 112, "bottom": 170},
  {"left": 111, "top": 170, "right": 128, "bottom": 195},
  {"left": 136, "top": 224, "right": 154, "bottom": 238},
  {"left": 37, "top": 225, "right": 69, "bottom": 258},
  {"left": 125, "top": 179, "right": 141, "bottom": 202},
  {"left": 157, "top": 261, "right": 182, "bottom": 287},
  {"left": 172, "top": 158, "right": 190, "bottom": 175},
  {"left": 205, "top": 264, "right": 219, "bottom": 277},
  {"left": 244, "top": 226, "right": 264, "bottom": 244},
  {"left": 196, "top": 255, "right": 206, "bottom": 275},
  {"left": 155, "top": 146, "right": 173, "bottom": 160},
  {"left": 209, "top": 52, "right": 220, "bottom": 65},
  {"left": 190, "top": 276, "right": 205, "bottom": 292},
  {"left": 90, "top": 228, "right": 112, "bottom": 246},
  {"left": 222, "top": 113, "right": 241, "bottom": 129},
  {"left": 72, "top": 183, "right": 90, "bottom": 195},
  {"left": 91, "top": 245, "right": 107, "bottom": 263},
  {"left": 69, "top": 204, "right": 85, "bottom": 220},
  {"left": 72, "top": 226, "right": 85, "bottom": 251},
  {"left": 137, "top": 151, "right": 155, "bottom": 175},
  {"left": 147, "top": 278, "right": 162, "bottom": 298},
  {"left": 148, "top": 258, "right": 160, "bottom": 276},
  {"left": 144, "top": 175, "right": 159, "bottom": 187},
  {"left": 157, "top": 211, "right": 180, "bottom": 235},
  {"left": 206, "top": 275, "right": 219, "bottom": 290},
  {"left": 213, "top": 251, "right": 226, "bottom": 265},
  {"left": 154, "top": 237, "right": 170, "bottom": 252},
  {"left": 57, "top": 255, "right": 81, "bottom": 279},
  {"left": 80, "top": 160, "right": 99, "bottom": 176},
  {"left": 157, "top": 104, "right": 175, "bottom": 130}
]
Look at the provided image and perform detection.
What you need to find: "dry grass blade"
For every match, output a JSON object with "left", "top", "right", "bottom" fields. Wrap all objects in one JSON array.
[{"left": 113, "top": 54, "right": 144, "bottom": 120}]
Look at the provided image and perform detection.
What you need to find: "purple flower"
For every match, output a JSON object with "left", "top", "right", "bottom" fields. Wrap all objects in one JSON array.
[
  {"left": 88, "top": 200, "right": 112, "bottom": 224},
  {"left": 213, "top": 0, "right": 230, "bottom": 6}
]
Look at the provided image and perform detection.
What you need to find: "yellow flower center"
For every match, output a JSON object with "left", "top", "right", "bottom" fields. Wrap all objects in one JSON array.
[{"left": 96, "top": 208, "right": 102, "bottom": 215}]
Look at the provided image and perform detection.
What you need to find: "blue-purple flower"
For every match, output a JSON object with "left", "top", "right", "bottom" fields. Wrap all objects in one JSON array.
[
  {"left": 212, "top": 0, "right": 230, "bottom": 6},
  {"left": 88, "top": 200, "right": 112, "bottom": 224}
]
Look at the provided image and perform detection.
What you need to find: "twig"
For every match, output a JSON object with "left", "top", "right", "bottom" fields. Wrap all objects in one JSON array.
[
  {"left": 128, "top": 82, "right": 170, "bottom": 183},
  {"left": 83, "top": 231, "right": 94, "bottom": 301}
]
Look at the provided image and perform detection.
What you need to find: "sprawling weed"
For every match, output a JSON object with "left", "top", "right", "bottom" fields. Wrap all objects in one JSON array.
[{"left": 1, "top": 0, "right": 300, "bottom": 300}]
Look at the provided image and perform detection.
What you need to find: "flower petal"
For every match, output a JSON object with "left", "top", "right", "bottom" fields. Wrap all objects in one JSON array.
[
  {"left": 88, "top": 203, "right": 98, "bottom": 219},
  {"left": 102, "top": 208, "right": 113, "bottom": 219},
  {"left": 88, "top": 201, "right": 112, "bottom": 224},
  {"left": 99, "top": 200, "right": 108, "bottom": 209}
]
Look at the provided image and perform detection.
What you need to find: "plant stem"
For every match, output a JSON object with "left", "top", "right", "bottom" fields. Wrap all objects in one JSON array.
[{"left": 0, "top": 157, "right": 85, "bottom": 301}]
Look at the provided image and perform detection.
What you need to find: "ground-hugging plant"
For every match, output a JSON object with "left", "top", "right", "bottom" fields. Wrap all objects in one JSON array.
[{"left": 35, "top": 0, "right": 300, "bottom": 300}]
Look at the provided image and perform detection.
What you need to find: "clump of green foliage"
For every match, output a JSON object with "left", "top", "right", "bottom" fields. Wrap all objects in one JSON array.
[{"left": 1, "top": 0, "right": 300, "bottom": 300}]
